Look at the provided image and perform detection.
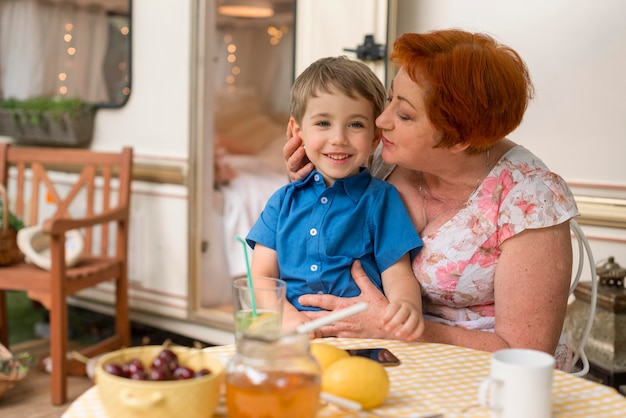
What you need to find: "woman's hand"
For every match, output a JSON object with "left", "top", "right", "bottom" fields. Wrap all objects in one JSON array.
[
  {"left": 297, "top": 260, "right": 394, "bottom": 339},
  {"left": 283, "top": 123, "right": 314, "bottom": 182}
]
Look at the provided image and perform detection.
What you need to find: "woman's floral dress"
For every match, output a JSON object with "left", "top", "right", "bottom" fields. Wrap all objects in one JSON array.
[{"left": 372, "top": 145, "right": 579, "bottom": 370}]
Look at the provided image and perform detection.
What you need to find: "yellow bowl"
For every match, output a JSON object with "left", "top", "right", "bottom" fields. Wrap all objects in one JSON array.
[{"left": 95, "top": 345, "right": 224, "bottom": 418}]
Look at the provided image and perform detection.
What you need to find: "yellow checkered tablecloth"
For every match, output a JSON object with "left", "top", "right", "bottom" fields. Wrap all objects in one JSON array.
[{"left": 63, "top": 338, "right": 626, "bottom": 417}]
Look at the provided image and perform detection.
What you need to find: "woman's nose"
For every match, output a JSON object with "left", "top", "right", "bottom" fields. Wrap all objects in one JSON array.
[{"left": 376, "top": 107, "right": 391, "bottom": 130}]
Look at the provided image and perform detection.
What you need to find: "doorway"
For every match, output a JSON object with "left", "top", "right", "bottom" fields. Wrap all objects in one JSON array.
[{"left": 190, "top": 0, "right": 295, "bottom": 335}]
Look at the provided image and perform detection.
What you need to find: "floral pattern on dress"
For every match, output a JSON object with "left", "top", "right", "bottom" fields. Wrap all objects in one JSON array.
[{"left": 411, "top": 146, "right": 579, "bottom": 370}]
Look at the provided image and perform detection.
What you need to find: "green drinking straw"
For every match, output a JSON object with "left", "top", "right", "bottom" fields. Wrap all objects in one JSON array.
[{"left": 235, "top": 236, "right": 257, "bottom": 317}]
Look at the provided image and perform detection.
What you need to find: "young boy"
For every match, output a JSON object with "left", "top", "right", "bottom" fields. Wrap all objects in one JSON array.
[{"left": 246, "top": 56, "right": 424, "bottom": 341}]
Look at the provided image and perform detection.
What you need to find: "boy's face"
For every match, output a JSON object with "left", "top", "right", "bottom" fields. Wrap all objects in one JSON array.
[{"left": 290, "top": 87, "right": 380, "bottom": 186}]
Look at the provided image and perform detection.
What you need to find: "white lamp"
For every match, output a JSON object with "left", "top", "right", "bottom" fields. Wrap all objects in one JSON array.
[{"left": 218, "top": 0, "right": 275, "bottom": 18}]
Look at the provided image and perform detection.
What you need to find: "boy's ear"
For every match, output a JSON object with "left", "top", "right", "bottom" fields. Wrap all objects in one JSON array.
[
  {"left": 371, "top": 127, "right": 383, "bottom": 151},
  {"left": 288, "top": 117, "right": 302, "bottom": 138}
]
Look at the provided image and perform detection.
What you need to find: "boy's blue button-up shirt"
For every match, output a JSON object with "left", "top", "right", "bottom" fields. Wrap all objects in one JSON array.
[{"left": 246, "top": 168, "right": 423, "bottom": 310}]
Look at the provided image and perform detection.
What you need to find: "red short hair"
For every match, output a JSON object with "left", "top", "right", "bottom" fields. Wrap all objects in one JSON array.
[{"left": 390, "top": 30, "right": 534, "bottom": 153}]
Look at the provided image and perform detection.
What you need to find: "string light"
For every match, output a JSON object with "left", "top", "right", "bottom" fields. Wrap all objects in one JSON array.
[
  {"left": 115, "top": 19, "right": 130, "bottom": 101},
  {"left": 221, "top": 21, "right": 290, "bottom": 89},
  {"left": 58, "top": 19, "right": 75, "bottom": 96},
  {"left": 224, "top": 33, "right": 238, "bottom": 87},
  {"left": 267, "top": 25, "right": 288, "bottom": 46}
]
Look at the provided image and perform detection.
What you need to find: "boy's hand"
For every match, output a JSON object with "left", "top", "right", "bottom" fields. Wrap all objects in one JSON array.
[{"left": 383, "top": 300, "right": 425, "bottom": 341}]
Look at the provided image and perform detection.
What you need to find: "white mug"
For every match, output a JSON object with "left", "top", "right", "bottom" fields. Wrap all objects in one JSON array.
[{"left": 479, "top": 348, "right": 554, "bottom": 418}]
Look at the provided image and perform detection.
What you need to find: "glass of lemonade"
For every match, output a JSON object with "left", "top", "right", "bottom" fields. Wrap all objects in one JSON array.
[
  {"left": 225, "top": 332, "right": 321, "bottom": 418},
  {"left": 232, "top": 276, "right": 286, "bottom": 344}
]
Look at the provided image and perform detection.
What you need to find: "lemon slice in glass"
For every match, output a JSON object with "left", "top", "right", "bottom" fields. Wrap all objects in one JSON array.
[{"left": 246, "top": 311, "right": 282, "bottom": 338}]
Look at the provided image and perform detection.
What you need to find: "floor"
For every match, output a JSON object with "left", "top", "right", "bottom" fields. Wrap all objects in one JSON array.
[{"left": 0, "top": 339, "right": 94, "bottom": 418}]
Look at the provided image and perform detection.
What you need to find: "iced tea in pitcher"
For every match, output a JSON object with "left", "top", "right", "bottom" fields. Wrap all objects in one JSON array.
[{"left": 225, "top": 333, "right": 321, "bottom": 418}]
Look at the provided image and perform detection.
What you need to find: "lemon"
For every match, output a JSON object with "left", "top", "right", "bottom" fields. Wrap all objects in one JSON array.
[
  {"left": 310, "top": 343, "right": 350, "bottom": 373},
  {"left": 247, "top": 312, "right": 280, "bottom": 330},
  {"left": 242, "top": 311, "right": 282, "bottom": 338},
  {"left": 322, "top": 356, "right": 390, "bottom": 410}
]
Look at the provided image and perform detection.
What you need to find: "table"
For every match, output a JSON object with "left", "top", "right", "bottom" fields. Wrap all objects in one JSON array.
[{"left": 63, "top": 338, "right": 626, "bottom": 417}]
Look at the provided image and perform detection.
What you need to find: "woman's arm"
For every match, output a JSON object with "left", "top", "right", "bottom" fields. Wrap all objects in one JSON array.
[
  {"left": 299, "top": 223, "right": 572, "bottom": 355},
  {"left": 491, "top": 222, "right": 572, "bottom": 353},
  {"left": 417, "top": 223, "right": 572, "bottom": 353}
]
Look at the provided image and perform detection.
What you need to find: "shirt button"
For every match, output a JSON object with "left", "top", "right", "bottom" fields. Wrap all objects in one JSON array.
[
  {"left": 310, "top": 264, "right": 318, "bottom": 272},
  {"left": 309, "top": 228, "right": 317, "bottom": 236},
  {"left": 317, "top": 291, "right": 324, "bottom": 294},
  {"left": 320, "top": 197, "right": 328, "bottom": 204},
  {"left": 314, "top": 173, "right": 321, "bottom": 182}
]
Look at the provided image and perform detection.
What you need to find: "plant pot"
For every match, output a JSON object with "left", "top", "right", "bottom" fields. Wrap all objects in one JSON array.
[
  {"left": 0, "top": 106, "right": 96, "bottom": 147},
  {"left": 0, "top": 110, "right": 22, "bottom": 138}
]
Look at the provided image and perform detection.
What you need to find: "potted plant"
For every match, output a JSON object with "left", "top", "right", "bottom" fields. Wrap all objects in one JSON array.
[
  {"left": 0, "top": 200, "right": 24, "bottom": 232},
  {"left": 0, "top": 97, "right": 96, "bottom": 147},
  {"left": 0, "top": 343, "right": 35, "bottom": 397}
]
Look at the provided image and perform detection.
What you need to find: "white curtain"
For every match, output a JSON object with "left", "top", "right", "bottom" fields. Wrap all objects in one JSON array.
[
  {"left": 0, "top": 0, "right": 109, "bottom": 102},
  {"left": 215, "top": 24, "right": 294, "bottom": 114}
]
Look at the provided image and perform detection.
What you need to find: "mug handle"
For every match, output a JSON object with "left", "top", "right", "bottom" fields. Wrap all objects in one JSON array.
[{"left": 478, "top": 378, "right": 504, "bottom": 412}]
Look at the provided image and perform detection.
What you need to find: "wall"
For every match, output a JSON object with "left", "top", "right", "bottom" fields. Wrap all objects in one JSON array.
[
  {"left": 72, "top": 0, "right": 196, "bottom": 326},
  {"left": 92, "top": 0, "right": 192, "bottom": 159},
  {"left": 395, "top": 0, "right": 626, "bottom": 266},
  {"left": 396, "top": 0, "right": 626, "bottom": 186}
]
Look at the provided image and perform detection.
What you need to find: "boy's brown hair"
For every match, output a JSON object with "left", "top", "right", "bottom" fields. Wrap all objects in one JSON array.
[{"left": 290, "top": 56, "right": 386, "bottom": 125}]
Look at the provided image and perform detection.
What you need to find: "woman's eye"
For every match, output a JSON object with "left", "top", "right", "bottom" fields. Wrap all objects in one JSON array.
[{"left": 398, "top": 113, "right": 411, "bottom": 121}]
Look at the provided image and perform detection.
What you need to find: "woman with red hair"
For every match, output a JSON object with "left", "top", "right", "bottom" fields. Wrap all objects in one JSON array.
[{"left": 284, "top": 29, "right": 578, "bottom": 370}]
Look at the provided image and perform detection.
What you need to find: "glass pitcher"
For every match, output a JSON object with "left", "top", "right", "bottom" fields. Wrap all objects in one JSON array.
[{"left": 225, "top": 332, "right": 321, "bottom": 418}]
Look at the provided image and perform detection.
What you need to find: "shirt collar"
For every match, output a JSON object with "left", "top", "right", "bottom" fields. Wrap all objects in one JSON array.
[{"left": 298, "top": 167, "right": 371, "bottom": 203}]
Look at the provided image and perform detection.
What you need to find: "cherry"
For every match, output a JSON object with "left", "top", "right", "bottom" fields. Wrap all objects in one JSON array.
[
  {"left": 172, "top": 366, "right": 195, "bottom": 380},
  {"left": 195, "top": 368, "right": 211, "bottom": 377},
  {"left": 158, "top": 349, "right": 179, "bottom": 371},
  {"left": 103, "top": 348, "right": 211, "bottom": 381},
  {"left": 151, "top": 356, "right": 168, "bottom": 371},
  {"left": 129, "top": 370, "right": 149, "bottom": 380},
  {"left": 149, "top": 367, "right": 171, "bottom": 381},
  {"left": 104, "top": 363, "right": 125, "bottom": 377},
  {"left": 159, "top": 348, "right": 178, "bottom": 362},
  {"left": 123, "top": 358, "right": 145, "bottom": 375}
]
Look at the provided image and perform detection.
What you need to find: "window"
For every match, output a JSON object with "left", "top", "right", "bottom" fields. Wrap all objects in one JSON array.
[{"left": 0, "top": 0, "right": 131, "bottom": 107}]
